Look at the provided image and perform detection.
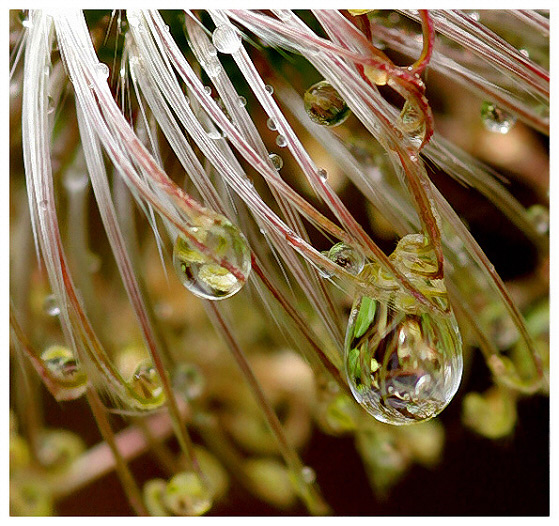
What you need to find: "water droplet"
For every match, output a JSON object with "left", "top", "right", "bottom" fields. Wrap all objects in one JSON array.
[
  {"left": 326, "top": 242, "right": 365, "bottom": 275},
  {"left": 238, "top": 95, "right": 247, "bottom": 107},
  {"left": 172, "top": 363, "right": 205, "bottom": 400},
  {"left": 269, "top": 153, "right": 283, "bottom": 170},
  {"left": 127, "top": 12, "right": 141, "bottom": 28},
  {"left": 391, "top": 234, "right": 439, "bottom": 276},
  {"left": 266, "top": 118, "right": 277, "bottom": 131},
  {"left": 207, "top": 128, "right": 222, "bottom": 140},
  {"left": 364, "top": 65, "right": 388, "bottom": 86},
  {"left": 63, "top": 170, "right": 89, "bottom": 192},
  {"left": 527, "top": 204, "right": 549, "bottom": 235},
  {"left": 203, "top": 85, "right": 212, "bottom": 96},
  {"left": 276, "top": 135, "right": 287, "bottom": 148},
  {"left": 204, "top": 60, "right": 222, "bottom": 78},
  {"left": 212, "top": 24, "right": 242, "bottom": 54},
  {"left": 173, "top": 219, "right": 251, "bottom": 300},
  {"left": 86, "top": 252, "right": 102, "bottom": 273},
  {"left": 163, "top": 472, "right": 212, "bottom": 516},
  {"left": 39, "top": 199, "right": 48, "bottom": 210},
  {"left": 47, "top": 96, "right": 55, "bottom": 115},
  {"left": 129, "top": 361, "right": 164, "bottom": 402},
  {"left": 463, "top": 10, "right": 480, "bottom": 21},
  {"left": 41, "top": 346, "right": 85, "bottom": 384},
  {"left": 344, "top": 236, "right": 463, "bottom": 425},
  {"left": 265, "top": 84, "right": 274, "bottom": 95},
  {"left": 399, "top": 100, "right": 426, "bottom": 147},
  {"left": 275, "top": 11, "right": 292, "bottom": 21},
  {"left": 317, "top": 168, "right": 328, "bottom": 182},
  {"left": 37, "top": 429, "right": 85, "bottom": 471},
  {"left": 481, "top": 101, "right": 517, "bottom": 134},
  {"left": 19, "top": 11, "right": 32, "bottom": 28},
  {"left": 300, "top": 466, "right": 316, "bottom": 484},
  {"left": 304, "top": 80, "right": 350, "bottom": 127},
  {"left": 519, "top": 48, "right": 530, "bottom": 58},
  {"left": 95, "top": 62, "right": 110, "bottom": 80},
  {"left": 207, "top": 45, "right": 218, "bottom": 57},
  {"left": 43, "top": 294, "right": 60, "bottom": 316}
]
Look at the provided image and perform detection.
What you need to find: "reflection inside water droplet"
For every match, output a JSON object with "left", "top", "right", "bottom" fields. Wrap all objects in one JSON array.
[
  {"left": 344, "top": 235, "right": 463, "bottom": 425},
  {"left": 304, "top": 80, "right": 351, "bottom": 127},
  {"left": 173, "top": 220, "right": 251, "bottom": 300},
  {"left": 212, "top": 24, "right": 242, "bottom": 54},
  {"left": 43, "top": 294, "right": 60, "bottom": 316},
  {"left": 481, "top": 101, "right": 517, "bottom": 134}
]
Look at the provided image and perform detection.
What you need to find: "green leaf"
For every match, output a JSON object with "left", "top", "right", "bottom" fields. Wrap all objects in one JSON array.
[{"left": 354, "top": 296, "right": 376, "bottom": 338}]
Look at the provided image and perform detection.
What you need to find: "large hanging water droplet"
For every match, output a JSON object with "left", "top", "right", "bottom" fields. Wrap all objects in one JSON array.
[
  {"left": 344, "top": 236, "right": 463, "bottom": 425},
  {"left": 481, "top": 101, "right": 517, "bottom": 134},
  {"left": 304, "top": 80, "right": 351, "bottom": 127},
  {"left": 41, "top": 346, "right": 85, "bottom": 384},
  {"left": 212, "top": 24, "right": 242, "bottom": 54},
  {"left": 345, "top": 294, "right": 463, "bottom": 424},
  {"left": 173, "top": 219, "right": 251, "bottom": 300}
]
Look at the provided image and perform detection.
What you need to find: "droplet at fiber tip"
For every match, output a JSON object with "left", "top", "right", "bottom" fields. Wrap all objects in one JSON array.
[
  {"left": 173, "top": 220, "right": 251, "bottom": 301},
  {"left": 304, "top": 80, "right": 351, "bottom": 127}
]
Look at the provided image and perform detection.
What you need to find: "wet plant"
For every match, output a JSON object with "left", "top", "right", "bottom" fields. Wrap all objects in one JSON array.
[{"left": 9, "top": 9, "right": 549, "bottom": 516}]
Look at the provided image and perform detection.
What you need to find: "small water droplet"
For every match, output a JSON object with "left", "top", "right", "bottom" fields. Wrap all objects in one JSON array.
[
  {"left": 47, "top": 96, "right": 55, "bottom": 115},
  {"left": 275, "top": 11, "right": 292, "bottom": 21},
  {"left": 129, "top": 361, "right": 164, "bottom": 401},
  {"left": 19, "top": 11, "right": 32, "bottom": 28},
  {"left": 238, "top": 95, "right": 247, "bottom": 107},
  {"left": 173, "top": 219, "right": 251, "bottom": 300},
  {"left": 519, "top": 48, "right": 530, "bottom": 58},
  {"left": 481, "top": 101, "right": 517, "bottom": 134},
  {"left": 127, "top": 12, "right": 141, "bottom": 28},
  {"left": 43, "top": 295, "right": 60, "bottom": 316},
  {"left": 364, "top": 65, "right": 388, "bottom": 86},
  {"left": 301, "top": 466, "right": 316, "bottom": 484},
  {"left": 399, "top": 100, "right": 426, "bottom": 147},
  {"left": 204, "top": 85, "right": 212, "bottom": 96},
  {"left": 207, "top": 45, "right": 218, "bottom": 57},
  {"left": 269, "top": 153, "right": 283, "bottom": 170},
  {"left": 304, "top": 80, "right": 350, "bottom": 127},
  {"left": 63, "top": 170, "right": 89, "bottom": 192},
  {"left": 265, "top": 84, "right": 274, "bottom": 95},
  {"left": 527, "top": 204, "right": 549, "bottom": 235},
  {"left": 86, "top": 252, "right": 102, "bottom": 273},
  {"left": 276, "top": 135, "right": 287, "bottom": 148},
  {"left": 39, "top": 199, "right": 48, "bottom": 210},
  {"left": 172, "top": 363, "right": 205, "bottom": 400},
  {"left": 164, "top": 24, "right": 170, "bottom": 32},
  {"left": 463, "top": 10, "right": 480, "bottom": 21},
  {"left": 164, "top": 472, "right": 212, "bottom": 516},
  {"left": 212, "top": 24, "right": 242, "bottom": 54},
  {"left": 204, "top": 60, "right": 222, "bottom": 78},
  {"left": 326, "top": 242, "right": 365, "bottom": 275},
  {"left": 267, "top": 118, "right": 277, "bottom": 131},
  {"left": 317, "top": 168, "right": 328, "bottom": 182},
  {"left": 41, "top": 346, "right": 85, "bottom": 383}
]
